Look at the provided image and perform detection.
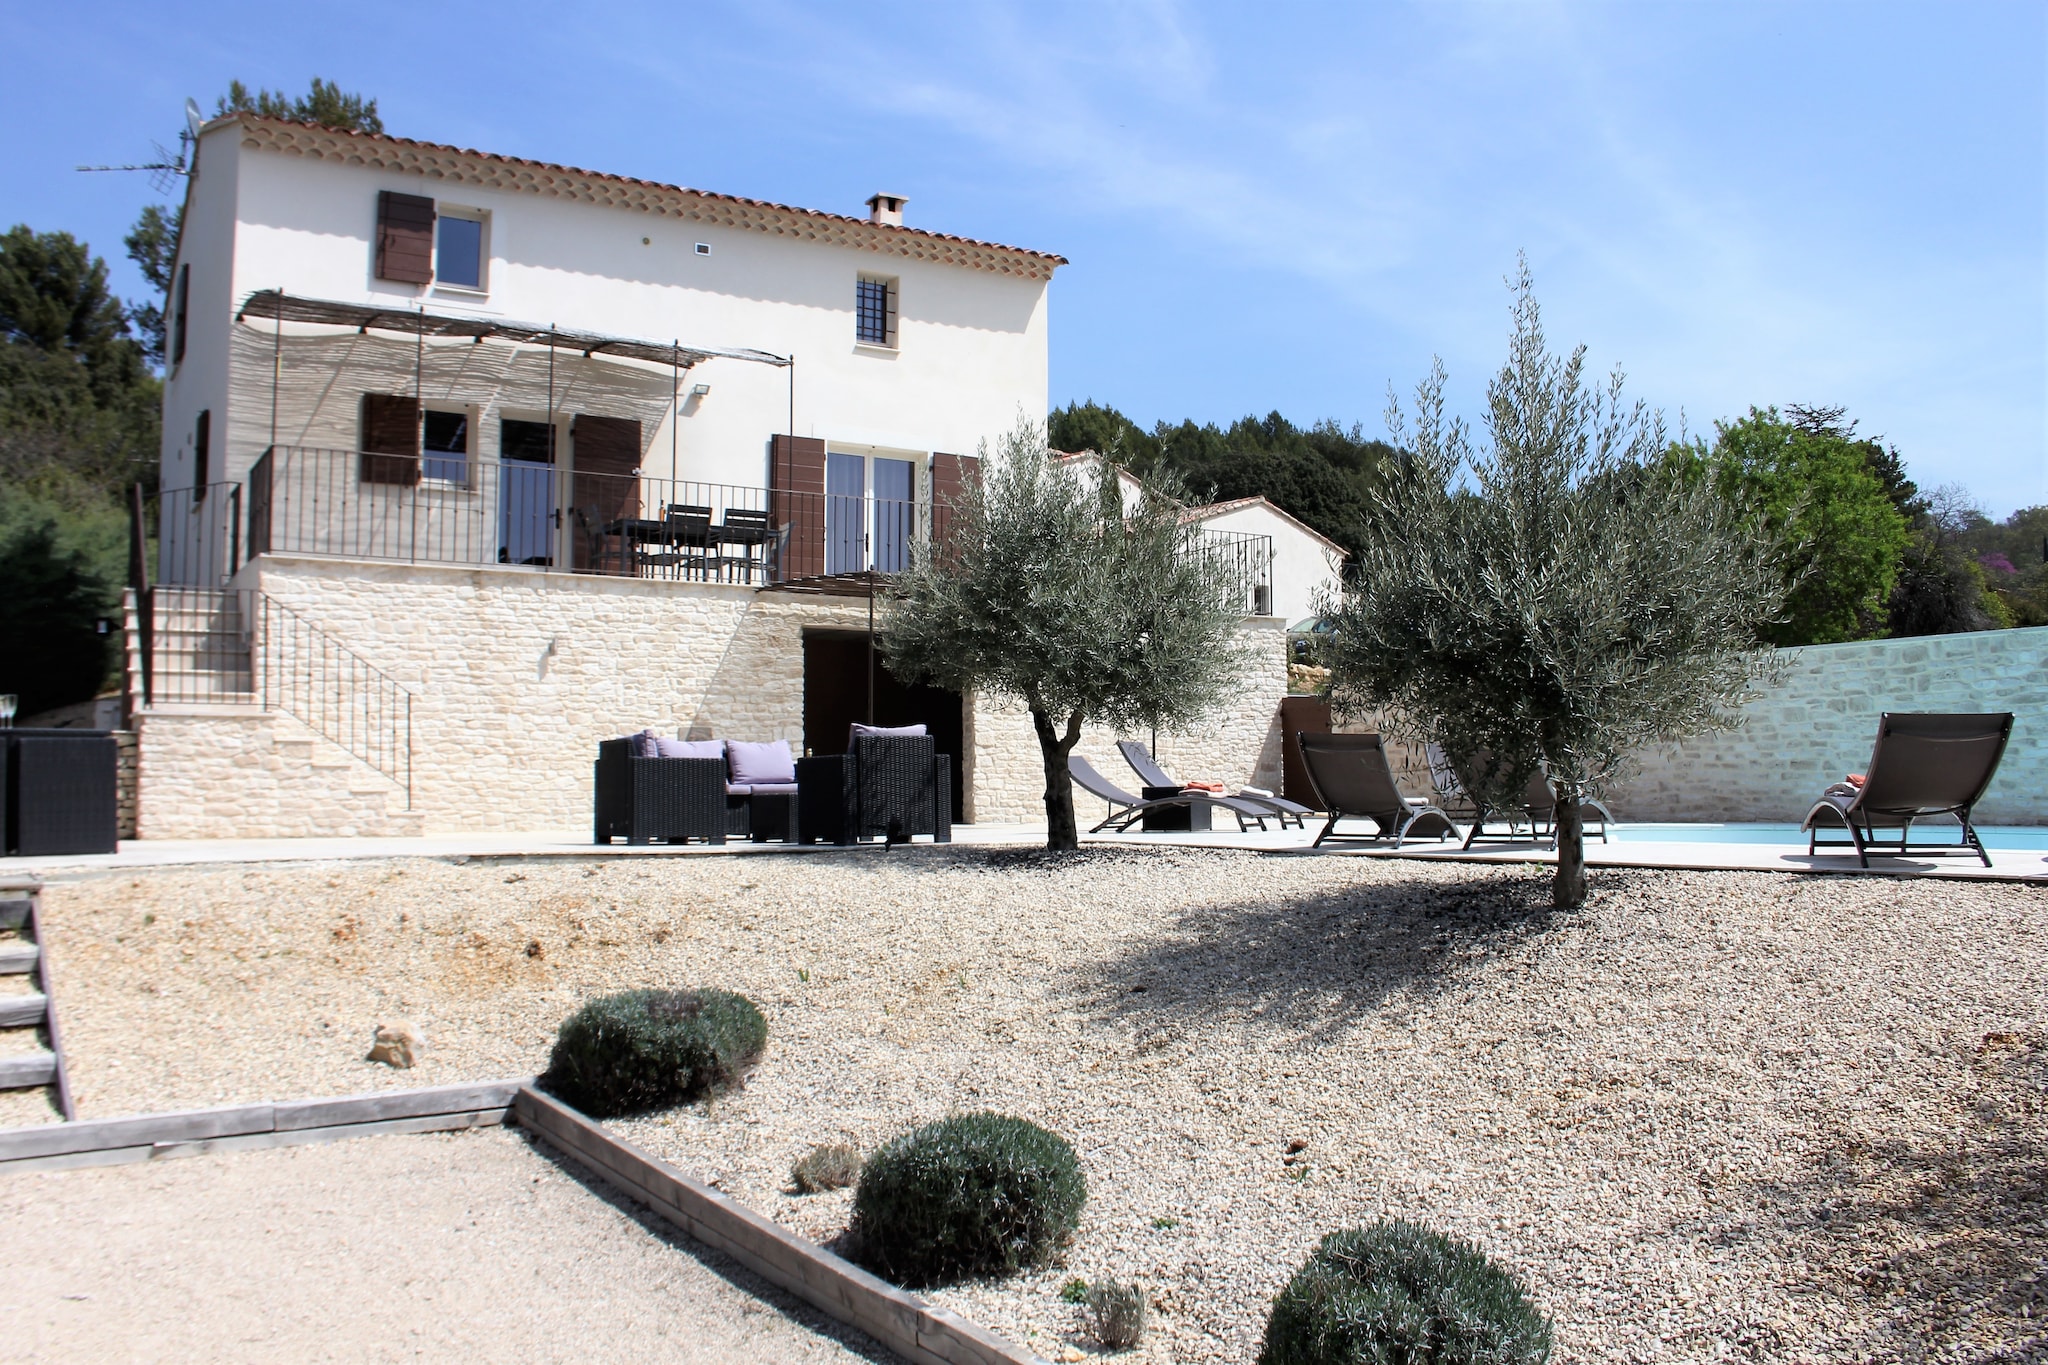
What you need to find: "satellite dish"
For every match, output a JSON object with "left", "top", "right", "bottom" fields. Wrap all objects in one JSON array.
[{"left": 184, "top": 97, "right": 203, "bottom": 143}]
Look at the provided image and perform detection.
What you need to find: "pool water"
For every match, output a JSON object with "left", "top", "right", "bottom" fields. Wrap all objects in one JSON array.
[{"left": 1610, "top": 822, "right": 2048, "bottom": 852}]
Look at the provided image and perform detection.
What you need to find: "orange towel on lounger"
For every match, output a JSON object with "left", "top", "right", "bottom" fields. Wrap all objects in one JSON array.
[
  {"left": 1182, "top": 781, "right": 1226, "bottom": 793},
  {"left": 1844, "top": 773, "right": 1865, "bottom": 788}
]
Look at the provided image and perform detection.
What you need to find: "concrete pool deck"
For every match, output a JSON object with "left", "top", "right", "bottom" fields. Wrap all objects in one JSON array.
[{"left": 4, "top": 820, "right": 2043, "bottom": 882}]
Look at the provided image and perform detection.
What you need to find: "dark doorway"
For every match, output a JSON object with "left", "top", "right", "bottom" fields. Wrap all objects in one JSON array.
[{"left": 803, "top": 631, "right": 965, "bottom": 824}]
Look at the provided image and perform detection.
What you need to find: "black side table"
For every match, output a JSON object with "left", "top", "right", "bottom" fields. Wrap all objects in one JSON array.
[{"left": 1139, "top": 785, "right": 1210, "bottom": 832}]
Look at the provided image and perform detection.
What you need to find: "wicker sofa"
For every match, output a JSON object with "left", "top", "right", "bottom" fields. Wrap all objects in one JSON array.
[{"left": 593, "top": 734, "right": 803, "bottom": 845}]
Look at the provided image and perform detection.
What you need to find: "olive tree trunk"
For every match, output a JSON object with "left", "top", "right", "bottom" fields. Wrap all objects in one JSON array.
[
  {"left": 1552, "top": 789, "right": 1587, "bottom": 909},
  {"left": 1031, "top": 705, "right": 1085, "bottom": 852}
]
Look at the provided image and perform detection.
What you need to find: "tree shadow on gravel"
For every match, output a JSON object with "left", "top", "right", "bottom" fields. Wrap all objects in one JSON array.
[
  {"left": 1066, "top": 860, "right": 1597, "bottom": 1041},
  {"left": 516, "top": 1132, "right": 899, "bottom": 1364},
  {"left": 1722, "top": 1030, "right": 2048, "bottom": 1362}
]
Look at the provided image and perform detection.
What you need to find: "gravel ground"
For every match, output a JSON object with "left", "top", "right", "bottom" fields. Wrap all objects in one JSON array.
[
  {"left": 26, "top": 850, "right": 2048, "bottom": 1363},
  {"left": 0, "top": 1125, "right": 889, "bottom": 1363}
]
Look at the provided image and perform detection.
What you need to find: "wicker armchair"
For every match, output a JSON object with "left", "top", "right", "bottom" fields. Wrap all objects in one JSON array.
[
  {"left": 592, "top": 740, "right": 727, "bottom": 845},
  {"left": 796, "top": 734, "right": 952, "bottom": 845}
]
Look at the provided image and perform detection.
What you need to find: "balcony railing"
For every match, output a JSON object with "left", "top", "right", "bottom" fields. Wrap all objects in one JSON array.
[{"left": 233, "top": 445, "right": 1272, "bottom": 607}]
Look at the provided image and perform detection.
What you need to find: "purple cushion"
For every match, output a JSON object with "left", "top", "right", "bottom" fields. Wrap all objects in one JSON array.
[
  {"left": 628, "top": 729, "right": 661, "bottom": 758},
  {"left": 725, "top": 782, "right": 753, "bottom": 797},
  {"left": 849, "top": 723, "right": 927, "bottom": 744},
  {"left": 657, "top": 738, "right": 725, "bottom": 760},
  {"left": 728, "top": 739, "right": 796, "bottom": 785},
  {"left": 748, "top": 782, "right": 799, "bottom": 796}
]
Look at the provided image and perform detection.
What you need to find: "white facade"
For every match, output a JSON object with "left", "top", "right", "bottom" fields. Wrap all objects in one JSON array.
[
  {"left": 159, "top": 114, "right": 1058, "bottom": 518},
  {"left": 1183, "top": 498, "right": 1345, "bottom": 624}
]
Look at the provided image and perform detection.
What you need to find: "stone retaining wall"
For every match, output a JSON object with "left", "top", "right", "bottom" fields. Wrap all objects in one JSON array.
[
  {"left": 1608, "top": 627, "right": 2048, "bottom": 825},
  {"left": 138, "top": 555, "right": 1290, "bottom": 836}
]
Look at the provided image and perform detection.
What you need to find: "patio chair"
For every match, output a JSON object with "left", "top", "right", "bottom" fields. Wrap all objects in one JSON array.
[
  {"left": 1427, "top": 744, "right": 1611, "bottom": 850},
  {"left": 1067, "top": 755, "right": 1273, "bottom": 833},
  {"left": 1296, "top": 732, "right": 1459, "bottom": 849},
  {"left": 1802, "top": 711, "right": 2014, "bottom": 868},
  {"left": 796, "top": 732, "right": 952, "bottom": 845},
  {"left": 593, "top": 738, "right": 726, "bottom": 845},
  {"left": 1116, "top": 739, "right": 1309, "bottom": 829}
]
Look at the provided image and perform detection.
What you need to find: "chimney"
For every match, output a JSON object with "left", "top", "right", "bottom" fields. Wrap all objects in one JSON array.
[{"left": 866, "top": 193, "right": 907, "bottom": 227}]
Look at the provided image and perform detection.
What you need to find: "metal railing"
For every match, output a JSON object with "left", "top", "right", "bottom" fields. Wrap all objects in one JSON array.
[
  {"left": 240, "top": 445, "right": 1272, "bottom": 610},
  {"left": 132, "top": 585, "right": 414, "bottom": 805},
  {"left": 1193, "top": 528, "right": 1277, "bottom": 616},
  {"left": 149, "top": 481, "right": 245, "bottom": 587},
  {"left": 253, "top": 592, "right": 413, "bottom": 806}
]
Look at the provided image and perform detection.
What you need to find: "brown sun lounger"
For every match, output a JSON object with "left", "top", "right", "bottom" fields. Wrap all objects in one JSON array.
[
  {"left": 1296, "top": 732, "right": 1458, "bottom": 849},
  {"left": 1801, "top": 712, "right": 2014, "bottom": 868},
  {"left": 1426, "top": 744, "right": 1611, "bottom": 850}
]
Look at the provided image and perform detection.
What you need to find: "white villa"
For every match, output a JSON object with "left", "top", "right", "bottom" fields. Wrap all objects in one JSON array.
[{"left": 136, "top": 114, "right": 1318, "bottom": 837}]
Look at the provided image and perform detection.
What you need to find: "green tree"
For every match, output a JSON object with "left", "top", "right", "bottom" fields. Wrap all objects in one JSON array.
[
  {"left": 878, "top": 418, "right": 1250, "bottom": 850},
  {"left": 1048, "top": 399, "right": 1156, "bottom": 465},
  {"left": 0, "top": 511, "right": 118, "bottom": 718},
  {"left": 1671, "top": 407, "right": 1910, "bottom": 645},
  {"left": 0, "top": 226, "right": 149, "bottom": 407},
  {"left": 216, "top": 77, "right": 384, "bottom": 133},
  {"left": 1321, "top": 266, "right": 1785, "bottom": 908},
  {"left": 123, "top": 204, "right": 179, "bottom": 366}
]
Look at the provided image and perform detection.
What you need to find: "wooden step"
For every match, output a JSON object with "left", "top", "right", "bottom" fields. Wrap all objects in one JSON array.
[
  {"left": 0, "top": 943, "right": 38, "bottom": 973},
  {"left": 0, "top": 1053, "right": 57, "bottom": 1089},
  {"left": 0, "top": 994, "right": 48, "bottom": 1028}
]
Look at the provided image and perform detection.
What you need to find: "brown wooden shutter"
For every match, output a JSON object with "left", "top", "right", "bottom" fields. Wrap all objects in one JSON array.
[
  {"left": 570, "top": 415, "right": 641, "bottom": 570},
  {"left": 929, "top": 451, "right": 978, "bottom": 567},
  {"left": 193, "top": 409, "right": 211, "bottom": 499},
  {"left": 171, "top": 264, "right": 190, "bottom": 366},
  {"left": 360, "top": 393, "right": 421, "bottom": 485},
  {"left": 770, "top": 434, "right": 827, "bottom": 579},
  {"left": 375, "top": 191, "right": 436, "bottom": 284}
]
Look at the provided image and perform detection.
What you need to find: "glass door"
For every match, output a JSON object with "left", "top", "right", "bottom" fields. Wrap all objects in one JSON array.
[
  {"left": 871, "top": 457, "right": 915, "bottom": 572},
  {"left": 826, "top": 452, "right": 866, "bottom": 575},
  {"left": 498, "top": 418, "right": 556, "bottom": 565}
]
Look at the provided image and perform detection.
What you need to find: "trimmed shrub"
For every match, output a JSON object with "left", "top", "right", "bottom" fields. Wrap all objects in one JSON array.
[
  {"left": 539, "top": 988, "right": 766, "bottom": 1118},
  {"left": 849, "top": 1111, "right": 1086, "bottom": 1286},
  {"left": 1084, "top": 1279, "right": 1148, "bottom": 1350},
  {"left": 1259, "top": 1221, "right": 1552, "bottom": 1365},
  {"left": 792, "top": 1143, "right": 862, "bottom": 1194}
]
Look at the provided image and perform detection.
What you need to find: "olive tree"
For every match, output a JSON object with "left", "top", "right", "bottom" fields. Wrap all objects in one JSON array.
[
  {"left": 1320, "top": 267, "right": 1785, "bottom": 907},
  {"left": 878, "top": 418, "right": 1250, "bottom": 850}
]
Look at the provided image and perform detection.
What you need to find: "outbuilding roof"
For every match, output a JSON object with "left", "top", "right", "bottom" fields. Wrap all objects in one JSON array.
[{"left": 217, "top": 115, "right": 1067, "bottom": 281}]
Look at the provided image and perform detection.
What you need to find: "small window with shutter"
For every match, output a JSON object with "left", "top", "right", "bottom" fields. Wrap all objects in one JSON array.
[
  {"left": 855, "top": 274, "right": 898, "bottom": 348},
  {"left": 435, "top": 208, "right": 488, "bottom": 291}
]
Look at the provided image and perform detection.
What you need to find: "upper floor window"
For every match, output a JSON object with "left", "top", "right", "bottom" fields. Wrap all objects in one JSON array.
[
  {"left": 375, "top": 190, "right": 488, "bottom": 291},
  {"left": 855, "top": 275, "right": 897, "bottom": 348},
  {"left": 436, "top": 209, "right": 487, "bottom": 291}
]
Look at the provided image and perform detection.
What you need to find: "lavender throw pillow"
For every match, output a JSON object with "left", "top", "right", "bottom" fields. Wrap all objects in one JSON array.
[
  {"left": 656, "top": 738, "right": 725, "bottom": 761},
  {"left": 728, "top": 739, "right": 797, "bottom": 785},
  {"left": 629, "top": 729, "right": 662, "bottom": 758}
]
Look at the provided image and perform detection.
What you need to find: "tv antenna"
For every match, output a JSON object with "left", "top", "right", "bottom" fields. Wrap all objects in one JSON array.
[{"left": 77, "top": 97, "right": 203, "bottom": 194}]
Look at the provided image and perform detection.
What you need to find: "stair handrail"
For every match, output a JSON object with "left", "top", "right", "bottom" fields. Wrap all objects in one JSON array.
[{"left": 251, "top": 591, "right": 417, "bottom": 808}]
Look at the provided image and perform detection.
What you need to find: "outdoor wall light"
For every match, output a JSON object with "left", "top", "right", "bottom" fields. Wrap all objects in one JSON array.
[{"left": 691, "top": 384, "right": 711, "bottom": 398}]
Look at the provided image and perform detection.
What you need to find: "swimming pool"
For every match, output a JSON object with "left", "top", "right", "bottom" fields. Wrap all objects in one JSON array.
[{"left": 1609, "top": 822, "right": 2048, "bottom": 852}]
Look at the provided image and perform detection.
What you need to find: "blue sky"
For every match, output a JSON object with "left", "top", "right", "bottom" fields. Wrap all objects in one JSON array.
[{"left": 4, "top": 0, "right": 2043, "bottom": 514}]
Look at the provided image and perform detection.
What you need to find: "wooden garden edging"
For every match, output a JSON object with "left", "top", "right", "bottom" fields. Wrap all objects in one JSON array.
[
  {"left": 0, "top": 1079, "right": 524, "bottom": 1172},
  {"left": 512, "top": 1086, "right": 1047, "bottom": 1365},
  {"left": 0, "top": 1081, "right": 1048, "bottom": 1364}
]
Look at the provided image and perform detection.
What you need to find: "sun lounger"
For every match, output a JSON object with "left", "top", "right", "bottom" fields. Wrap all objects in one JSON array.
[
  {"left": 1067, "top": 755, "right": 1272, "bottom": 833},
  {"left": 1802, "top": 712, "right": 2014, "bottom": 868},
  {"left": 1426, "top": 744, "right": 1611, "bottom": 850},
  {"left": 1115, "top": 739, "right": 1309, "bottom": 829},
  {"left": 1296, "top": 732, "right": 1459, "bottom": 849}
]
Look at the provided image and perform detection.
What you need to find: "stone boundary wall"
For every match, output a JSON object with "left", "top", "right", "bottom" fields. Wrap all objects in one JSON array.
[
  {"left": 1607, "top": 626, "right": 2048, "bottom": 825},
  {"left": 136, "top": 708, "right": 421, "bottom": 839},
  {"left": 135, "top": 556, "right": 1290, "bottom": 836}
]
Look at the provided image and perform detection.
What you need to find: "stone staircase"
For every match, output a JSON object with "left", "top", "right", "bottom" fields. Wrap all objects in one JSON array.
[{"left": 149, "top": 587, "right": 255, "bottom": 705}]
